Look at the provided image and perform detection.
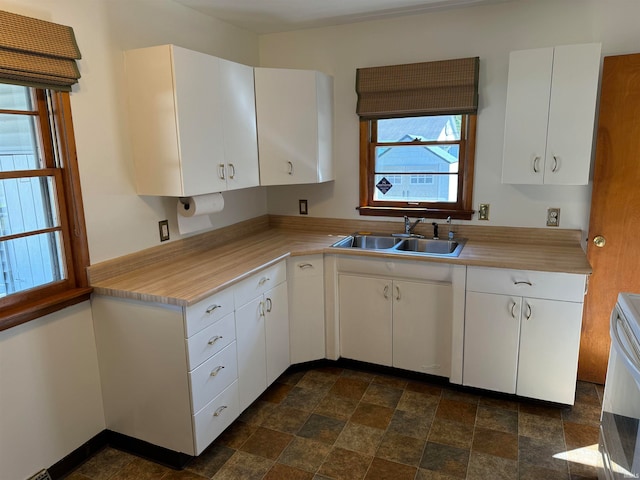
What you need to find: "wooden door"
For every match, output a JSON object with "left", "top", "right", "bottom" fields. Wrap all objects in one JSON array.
[{"left": 580, "top": 53, "right": 640, "bottom": 383}]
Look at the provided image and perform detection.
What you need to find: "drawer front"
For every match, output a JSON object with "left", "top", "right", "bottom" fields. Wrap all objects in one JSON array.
[
  {"left": 288, "top": 255, "right": 324, "bottom": 279},
  {"left": 193, "top": 380, "right": 239, "bottom": 455},
  {"left": 186, "top": 312, "right": 236, "bottom": 370},
  {"left": 234, "top": 261, "right": 286, "bottom": 308},
  {"left": 189, "top": 341, "right": 238, "bottom": 413},
  {"left": 185, "top": 288, "right": 234, "bottom": 338},
  {"left": 466, "top": 266, "right": 586, "bottom": 302}
]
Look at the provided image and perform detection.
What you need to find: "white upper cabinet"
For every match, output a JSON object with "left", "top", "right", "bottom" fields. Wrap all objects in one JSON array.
[
  {"left": 255, "top": 68, "right": 334, "bottom": 186},
  {"left": 502, "top": 43, "right": 601, "bottom": 185},
  {"left": 124, "top": 45, "right": 259, "bottom": 197}
]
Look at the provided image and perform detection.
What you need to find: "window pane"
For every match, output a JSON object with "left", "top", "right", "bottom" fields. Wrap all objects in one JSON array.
[
  {"left": 0, "top": 176, "right": 59, "bottom": 236},
  {"left": 374, "top": 173, "right": 458, "bottom": 203},
  {"left": 375, "top": 145, "right": 459, "bottom": 173},
  {"left": 0, "top": 84, "right": 33, "bottom": 111},
  {"left": 0, "top": 230, "right": 64, "bottom": 297},
  {"left": 377, "top": 115, "right": 461, "bottom": 142},
  {"left": 0, "top": 113, "right": 42, "bottom": 170}
]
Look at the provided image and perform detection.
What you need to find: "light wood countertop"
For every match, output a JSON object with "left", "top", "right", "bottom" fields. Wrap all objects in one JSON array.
[{"left": 89, "top": 216, "right": 591, "bottom": 307}]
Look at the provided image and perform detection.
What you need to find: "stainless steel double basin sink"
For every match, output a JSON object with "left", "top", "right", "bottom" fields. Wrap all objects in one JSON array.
[{"left": 331, "top": 233, "right": 466, "bottom": 257}]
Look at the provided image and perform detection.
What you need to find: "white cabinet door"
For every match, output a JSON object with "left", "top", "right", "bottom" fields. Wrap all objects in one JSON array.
[
  {"left": 219, "top": 58, "right": 259, "bottom": 191},
  {"left": 545, "top": 43, "right": 601, "bottom": 185},
  {"left": 502, "top": 43, "right": 601, "bottom": 185},
  {"left": 517, "top": 298, "right": 583, "bottom": 404},
  {"left": 463, "top": 291, "right": 521, "bottom": 394},
  {"left": 235, "top": 296, "right": 267, "bottom": 412},
  {"left": 339, "top": 274, "right": 392, "bottom": 366},
  {"left": 288, "top": 256, "right": 325, "bottom": 364},
  {"left": 393, "top": 280, "right": 452, "bottom": 377},
  {"left": 502, "top": 47, "right": 553, "bottom": 185},
  {"left": 265, "top": 281, "right": 290, "bottom": 385},
  {"left": 255, "top": 68, "right": 334, "bottom": 186}
]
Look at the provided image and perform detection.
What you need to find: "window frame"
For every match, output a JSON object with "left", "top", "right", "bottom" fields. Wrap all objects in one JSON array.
[
  {"left": 358, "top": 114, "right": 477, "bottom": 220},
  {"left": 0, "top": 88, "right": 91, "bottom": 331}
]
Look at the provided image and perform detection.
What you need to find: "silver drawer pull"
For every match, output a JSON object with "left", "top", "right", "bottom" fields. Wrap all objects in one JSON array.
[
  {"left": 213, "top": 405, "right": 227, "bottom": 417},
  {"left": 208, "top": 335, "right": 223, "bottom": 345},
  {"left": 258, "top": 276, "right": 270, "bottom": 286},
  {"left": 266, "top": 297, "right": 272, "bottom": 313},
  {"left": 532, "top": 156, "right": 540, "bottom": 173},
  {"left": 210, "top": 365, "right": 225, "bottom": 377},
  {"left": 510, "top": 301, "right": 517, "bottom": 319},
  {"left": 298, "top": 263, "right": 314, "bottom": 269},
  {"left": 525, "top": 303, "right": 532, "bottom": 320},
  {"left": 513, "top": 281, "right": 532, "bottom": 286},
  {"left": 206, "top": 304, "right": 221, "bottom": 314}
]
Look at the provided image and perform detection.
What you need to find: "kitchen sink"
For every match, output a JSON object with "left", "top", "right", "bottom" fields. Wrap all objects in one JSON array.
[
  {"left": 331, "top": 233, "right": 466, "bottom": 257},
  {"left": 331, "top": 234, "right": 403, "bottom": 250},
  {"left": 395, "top": 238, "right": 464, "bottom": 256}
]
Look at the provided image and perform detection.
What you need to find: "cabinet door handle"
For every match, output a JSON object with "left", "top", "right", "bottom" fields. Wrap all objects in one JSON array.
[
  {"left": 532, "top": 156, "right": 540, "bottom": 173},
  {"left": 383, "top": 284, "right": 389, "bottom": 299},
  {"left": 395, "top": 285, "right": 401, "bottom": 301},
  {"left": 208, "top": 335, "right": 223, "bottom": 345},
  {"left": 525, "top": 303, "right": 532, "bottom": 320},
  {"left": 210, "top": 365, "right": 225, "bottom": 377},
  {"left": 514, "top": 280, "right": 532, "bottom": 286},
  {"left": 551, "top": 156, "right": 559, "bottom": 173},
  {"left": 510, "top": 301, "right": 517, "bottom": 319},
  {"left": 298, "top": 263, "right": 314, "bottom": 269},
  {"left": 258, "top": 276, "right": 270, "bottom": 286},
  {"left": 266, "top": 297, "right": 272, "bottom": 313},
  {"left": 259, "top": 301, "right": 265, "bottom": 317},
  {"left": 206, "top": 304, "right": 221, "bottom": 314},
  {"left": 218, "top": 163, "right": 226, "bottom": 180},
  {"left": 287, "top": 161, "right": 294, "bottom": 175},
  {"left": 213, "top": 405, "right": 227, "bottom": 417},
  {"left": 228, "top": 163, "right": 236, "bottom": 179}
]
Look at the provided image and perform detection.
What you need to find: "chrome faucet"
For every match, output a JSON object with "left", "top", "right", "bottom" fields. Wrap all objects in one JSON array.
[{"left": 404, "top": 216, "right": 424, "bottom": 235}]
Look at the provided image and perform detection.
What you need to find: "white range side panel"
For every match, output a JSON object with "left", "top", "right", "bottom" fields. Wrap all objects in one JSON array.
[
  {"left": 501, "top": 47, "right": 553, "bottom": 185},
  {"left": 545, "top": 43, "right": 601, "bottom": 185},
  {"left": 219, "top": 57, "right": 260, "bottom": 191}
]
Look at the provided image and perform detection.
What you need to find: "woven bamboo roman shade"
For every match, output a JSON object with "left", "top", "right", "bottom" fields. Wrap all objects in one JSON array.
[
  {"left": 356, "top": 57, "right": 479, "bottom": 119},
  {"left": 0, "top": 10, "right": 81, "bottom": 91}
]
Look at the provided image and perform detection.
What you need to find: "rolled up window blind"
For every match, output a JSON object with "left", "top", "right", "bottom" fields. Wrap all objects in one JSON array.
[
  {"left": 0, "top": 10, "right": 81, "bottom": 91},
  {"left": 356, "top": 57, "right": 479, "bottom": 119}
]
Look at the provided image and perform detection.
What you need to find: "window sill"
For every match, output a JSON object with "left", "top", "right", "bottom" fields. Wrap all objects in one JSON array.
[
  {"left": 0, "top": 287, "right": 93, "bottom": 332},
  {"left": 357, "top": 206, "right": 474, "bottom": 220}
]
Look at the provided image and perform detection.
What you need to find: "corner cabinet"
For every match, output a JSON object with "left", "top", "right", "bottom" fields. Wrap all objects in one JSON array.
[
  {"left": 255, "top": 68, "right": 334, "bottom": 185},
  {"left": 124, "top": 45, "right": 259, "bottom": 196},
  {"left": 463, "top": 266, "right": 586, "bottom": 404},
  {"left": 502, "top": 43, "right": 601, "bottom": 185},
  {"left": 92, "top": 261, "right": 288, "bottom": 457}
]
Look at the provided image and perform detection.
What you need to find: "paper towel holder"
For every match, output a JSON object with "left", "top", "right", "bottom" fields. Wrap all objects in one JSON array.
[{"left": 178, "top": 197, "right": 191, "bottom": 211}]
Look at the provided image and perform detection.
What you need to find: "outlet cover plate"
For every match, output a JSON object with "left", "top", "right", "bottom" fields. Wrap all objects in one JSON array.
[
  {"left": 478, "top": 204, "right": 490, "bottom": 221},
  {"left": 159, "top": 219, "right": 170, "bottom": 241},
  {"left": 299, "top": 199, "right": 308, "bottom": 215},
  {"left": 547, "top": 208, "right": 560, "bottom": 227}
]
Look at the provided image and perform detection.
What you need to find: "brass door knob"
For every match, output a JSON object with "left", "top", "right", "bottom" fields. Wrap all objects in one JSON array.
[{"left": 593, "top": 235, "right": 606, "bottom": 248}]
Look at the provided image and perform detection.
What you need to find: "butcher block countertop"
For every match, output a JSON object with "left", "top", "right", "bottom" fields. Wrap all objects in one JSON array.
[{"left": 89, "top": 215, "right": 592, "bottom": 306}]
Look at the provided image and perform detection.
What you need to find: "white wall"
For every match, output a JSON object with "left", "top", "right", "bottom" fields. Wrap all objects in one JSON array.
[
  {"left": 259, "top": 0, "right": 640, "bottom": 233},
  {"left": 0, "top": 1, "right": 260, "bottom": 478}
]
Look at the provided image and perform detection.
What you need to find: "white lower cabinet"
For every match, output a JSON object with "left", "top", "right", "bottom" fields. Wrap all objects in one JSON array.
[
  {"left": 234, "top": 262, "right": 289, "bottom": 412},
  {"left": 463, "top": 266, "right": 586, "bottom": 404},
  {"left": 336, "top": 257, "right": 457, "bottom": 378},
  {"left": 92, "top": 261, "right": 290, "bottom": 457},
  {"left": 288, "top": 255, "right": 326, "bottom": 363}
]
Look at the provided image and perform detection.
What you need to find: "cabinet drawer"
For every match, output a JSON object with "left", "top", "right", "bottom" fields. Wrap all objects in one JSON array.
[
  {"left": 466, "top": 266, "right": 585, "bottom": 302},
  {"left": 234, "top": 261, "right": 286, "bottom": 308},
  {"left": 289, "top": 255, "right": 323, "bottom": 279},
  {"left": 185, "top": 288, "right": 234, "bottom": 337},
  {"left": 193, "top": 380, "right": 239, "bottom": 455},
  {"left": 186, "top": 312, "right": 236, "bottom": 370},
  {"left": 189, "top": 341, "right": 238, "bottom": 413}
]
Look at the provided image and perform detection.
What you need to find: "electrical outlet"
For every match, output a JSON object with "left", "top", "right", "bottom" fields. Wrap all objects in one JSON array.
[
  {"left": 158, "top": 219, "right": 170, "bottom": 241},
  {"left": 299, "top": 199, "right": 308, "bottom": 215},
  {"left": 547, "top": 208, "right": 560, "bottom": 227},
  {"left": 478, "top": 204, "right": 490, "bottom": 221}
]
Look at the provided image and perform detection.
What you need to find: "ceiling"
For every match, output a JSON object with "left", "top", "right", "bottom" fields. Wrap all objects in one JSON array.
[{"left": 175, "top": 0, "right": 514, "bottom": 34}]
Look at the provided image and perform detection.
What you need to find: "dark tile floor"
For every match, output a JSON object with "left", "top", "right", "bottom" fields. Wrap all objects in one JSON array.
[{"left": 65, "top": 365, "right": 604, "bottom": 480}]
